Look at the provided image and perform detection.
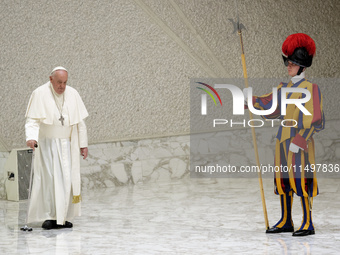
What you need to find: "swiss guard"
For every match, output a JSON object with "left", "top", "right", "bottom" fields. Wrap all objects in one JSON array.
[{"left": 250, "top": 33, "right": 325, "bottom": 236}]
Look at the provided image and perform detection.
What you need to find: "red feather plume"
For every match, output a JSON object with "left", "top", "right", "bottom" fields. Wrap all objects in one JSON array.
[{"left": 282, "top": 33, "right": 316, "bottom": 56}]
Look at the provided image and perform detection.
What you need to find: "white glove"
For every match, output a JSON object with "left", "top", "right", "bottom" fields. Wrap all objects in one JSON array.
[{"left": 289, "top": 143, "right": 301, "bottom": 153}]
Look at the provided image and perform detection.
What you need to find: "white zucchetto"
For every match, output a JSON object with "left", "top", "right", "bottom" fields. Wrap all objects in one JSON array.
[{"left": 51, "top": 66, "right": 68, "bottom": 75}]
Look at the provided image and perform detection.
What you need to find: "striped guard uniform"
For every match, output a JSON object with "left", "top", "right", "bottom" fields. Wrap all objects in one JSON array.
[{"left": 252, "top": 77, "right": 325, "bottom": 231}]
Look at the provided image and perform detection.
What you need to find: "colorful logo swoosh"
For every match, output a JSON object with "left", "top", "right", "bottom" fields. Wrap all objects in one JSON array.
[{"left": 196, "top": 82, "right": 222, "bottom": 106}]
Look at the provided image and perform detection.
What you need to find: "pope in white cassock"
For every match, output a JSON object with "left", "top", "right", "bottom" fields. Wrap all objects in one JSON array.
[{"left": 25, "top": 66, "right": 88, "bottom": 229}]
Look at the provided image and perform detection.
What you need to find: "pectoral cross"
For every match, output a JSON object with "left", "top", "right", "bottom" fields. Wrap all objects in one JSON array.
[{"left": 59, "top": 115, "right": 65, "bottom": 126}]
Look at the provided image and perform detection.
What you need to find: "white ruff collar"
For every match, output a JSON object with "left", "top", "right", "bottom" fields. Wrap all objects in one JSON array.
[{"left": 291, "top": 72, "right": 305, "bottom": 84}]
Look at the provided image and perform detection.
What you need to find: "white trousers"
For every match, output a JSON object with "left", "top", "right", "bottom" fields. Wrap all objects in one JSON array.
[{"left": 27, "top": 136, "right": 80, "bottom": 225}]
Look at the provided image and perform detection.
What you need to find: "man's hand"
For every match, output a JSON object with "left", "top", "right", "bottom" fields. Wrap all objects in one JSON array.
[
  {"left": 27, "top": 140, "right": 37, "bottom": 150},
  {"left": 80, "top": 147, "right": 88, "bottom": 159}
]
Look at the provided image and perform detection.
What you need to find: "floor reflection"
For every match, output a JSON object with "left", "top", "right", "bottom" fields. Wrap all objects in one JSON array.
[{"left": 0, "top": 178, "right": 339, "bottom": 254}]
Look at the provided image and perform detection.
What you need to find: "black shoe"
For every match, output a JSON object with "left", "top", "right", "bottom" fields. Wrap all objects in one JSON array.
[
  {"left": 42, "top": 220, "right": 57, "bottom": 230},
  {"left": 266, "top": 226, "right": 294, "bottom": 234},
  {"left": 292, "top": 229, "right": 315, "bottom": 236},
  {"left": 57, "top": 221, "right": 73, "bottom": 229}
]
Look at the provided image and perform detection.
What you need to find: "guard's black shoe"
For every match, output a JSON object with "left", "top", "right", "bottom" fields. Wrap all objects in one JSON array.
[
  {"left": 292, "top": 229, "right": 315, "bottom": 236},
  {"left": 42, "top": 220, "right": 57, "bottom": 230},
  {"left": 57, "top": 221, "right": 73, "bottom": 229},
  {"left": 266, "top": 226, "right": 294, "bottom": 234}
]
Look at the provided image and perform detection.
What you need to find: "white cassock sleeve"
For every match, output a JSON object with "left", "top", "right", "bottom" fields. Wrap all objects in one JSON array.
[
  {"left": 25, "top": 118, "right": 40, "bottom": 142},
  {"left": 78, "top": 120, "right": 88, "bottom": 148}
]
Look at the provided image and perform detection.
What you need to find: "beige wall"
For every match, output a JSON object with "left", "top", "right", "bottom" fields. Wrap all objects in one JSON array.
[{"left": 0, "top": 0, "right": 339, "bottom": 151}]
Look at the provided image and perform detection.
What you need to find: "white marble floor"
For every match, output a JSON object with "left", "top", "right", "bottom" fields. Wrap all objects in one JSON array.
[{"left": 0, "top": 178, "right": 339, "bottom": 255}]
